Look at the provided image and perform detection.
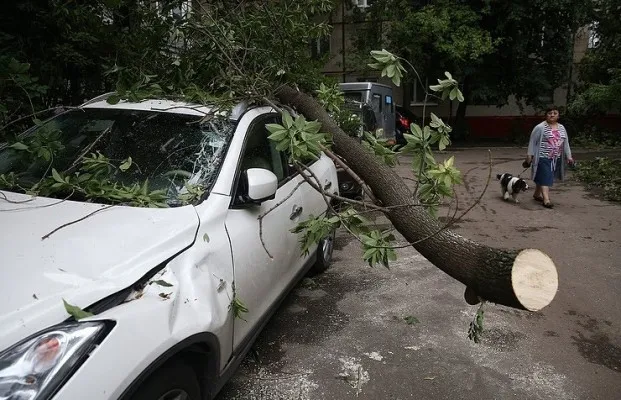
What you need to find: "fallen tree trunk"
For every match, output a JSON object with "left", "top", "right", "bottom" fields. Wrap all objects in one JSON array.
[{"left": 276, "top": 85, "right": 558, "bottom": 312}]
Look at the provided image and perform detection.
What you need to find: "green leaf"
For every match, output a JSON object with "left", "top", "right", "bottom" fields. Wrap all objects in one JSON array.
[
  {"left": 77, "top": 173, "right": 92, "bottom": 183},
  {"left": 282, "top": 111, "right": 294, "bottom": 129},
  {"left": 152, "top": 280, "right": 173, "bottom": 287},
  {"left": 51, "top": 168, "right": 64, "bottom": 183},
  {"left": 403, "top": 315, "right": 420, "bottom": 325},
  {"left": 63, "top": 299, "right": 94, "bottom": 320},
  {"left": 107, "top": 94, "right": 121, "bottom": 105},
  {"left": 392, "top": 71, "right": 402, "bottom": 87},
  {"left": 305, "top": 120, "right": 322, "bottom": 135},
  {"left": 449, "top": 87, "right": 458, "bottom": 101},
  {"left": 429, "top": 84, "right": 443, "bottom": 92},
  {"left": 294, "top": 115, "right": 306, "bottom": 130},
  {"left": 39, "top": 148, "right": 52, "bottom": 162},
  {"left": 119, "top": 157, "right": 133, "bottom": 172},
  {"left": 9, "top": 142, "right": 29, "bottom": 151},
  {"left": 268, "top": 129, "right": 288, "bottom": 142},
  {"left": 457, "top": 89, "right": 465, "bottom": 103},
  {"left": 362, "top": 248, "right": 376, "bottom": 260},
  {"left": 266, "top": 123, "right": 285, "bottom": 133},
  {"left": 275, "top": 140, "right": 290, "bottom": 151}
]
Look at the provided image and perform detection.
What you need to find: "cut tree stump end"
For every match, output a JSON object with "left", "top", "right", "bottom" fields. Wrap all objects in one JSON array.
[{"left": 511, "top": 249, "right": 559, "bottom": 311}]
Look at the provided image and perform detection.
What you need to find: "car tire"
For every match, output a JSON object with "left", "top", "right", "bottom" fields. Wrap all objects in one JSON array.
[
  {"left": 308, "top": 226, "right": 336, "bottom": 276},
  {"left": 132, "top": 359, "right": 202, "bottom": 400}
]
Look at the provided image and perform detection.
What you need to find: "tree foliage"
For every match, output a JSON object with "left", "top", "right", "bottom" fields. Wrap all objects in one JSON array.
[
  {"left": 348, "top": 0, "right": 595, "bottom": 120},
  {"left": 569, "top": 0, "right": 621, "bottom": 115}
]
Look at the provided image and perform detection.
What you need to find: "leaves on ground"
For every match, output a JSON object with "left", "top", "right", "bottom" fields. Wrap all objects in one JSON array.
[
  {"left": 468, "top": 302, "right": 486, "bottom": 343},
  {"left": 403, "top": 315, "right": 420, "bottom": 325},
  {"left": 574, "top": 157, "right": 621, "bottom": 202},
  {"left": 300, "top": 277, "right": 319, "bottom": 290}
]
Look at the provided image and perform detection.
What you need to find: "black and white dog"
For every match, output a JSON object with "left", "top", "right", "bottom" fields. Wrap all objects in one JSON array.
[{"left": 497, "top": 173, "right": 529, "bottom": 203}]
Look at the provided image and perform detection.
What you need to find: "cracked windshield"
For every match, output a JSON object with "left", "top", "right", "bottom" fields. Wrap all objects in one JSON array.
[{"left": 0, "top": 108, "right": 235, "bottom": 207}]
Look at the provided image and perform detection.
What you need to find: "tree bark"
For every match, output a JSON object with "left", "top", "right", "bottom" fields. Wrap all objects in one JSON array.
[{"left": 276, "top": 85, "right": 558, "bottom": 311}]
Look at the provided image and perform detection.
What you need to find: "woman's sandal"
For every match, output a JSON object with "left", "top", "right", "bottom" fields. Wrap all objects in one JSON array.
[
  {"left": 533, "top": 195, "right": 544, "bottom": 202},
  {"left": 543, "top": 202, "right": 554, "bottom": 209}
]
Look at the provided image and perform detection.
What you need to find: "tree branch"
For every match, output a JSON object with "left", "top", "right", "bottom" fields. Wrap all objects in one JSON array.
[
  {"left": 319, "top": 144, "right": 379, "bottom": 205},
  {"left": 0, "top": 107, "right": 76, "bottom": 134}
]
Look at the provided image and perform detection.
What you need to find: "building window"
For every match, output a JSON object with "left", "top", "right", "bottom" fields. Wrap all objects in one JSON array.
[
  {"left": 311, "top": 36, "right": 330, "bottom": 59},
  {"left": 410, "top": 77, "right": 437, "bottom": 106},
  {"left": 538, "top": 90, "right": 555, "bottom": 104}
]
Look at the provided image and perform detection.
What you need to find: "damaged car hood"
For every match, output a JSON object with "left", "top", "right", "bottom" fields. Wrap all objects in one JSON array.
[{"left": 0, "top": 191, "right": 199, "bottom": 351}]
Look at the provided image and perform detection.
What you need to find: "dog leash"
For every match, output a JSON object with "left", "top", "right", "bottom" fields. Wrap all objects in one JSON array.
[{"left": 517, "top": 167, "right": 529, "bottom": 178}]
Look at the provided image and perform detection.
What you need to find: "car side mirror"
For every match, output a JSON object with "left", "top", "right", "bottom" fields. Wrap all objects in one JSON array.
[{"left": 244, "top": 168, "right": 277, "bottom": 203}]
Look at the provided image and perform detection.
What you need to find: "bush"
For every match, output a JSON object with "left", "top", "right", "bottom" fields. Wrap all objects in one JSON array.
[
  {"left": 573, "top": 157, "right": 621, "bottom": 202},
  {"left": 570, "top": 126, "right": 621, "bottom": 149}
]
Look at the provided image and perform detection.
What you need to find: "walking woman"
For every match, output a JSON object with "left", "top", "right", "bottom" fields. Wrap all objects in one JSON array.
[{"left": 524, "top": 105, "right": 574, "bottom": 208}]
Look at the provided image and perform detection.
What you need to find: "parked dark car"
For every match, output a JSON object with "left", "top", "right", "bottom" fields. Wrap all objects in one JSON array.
[{"left": 395, "top": 105, "right": 420, "bottom": 146}]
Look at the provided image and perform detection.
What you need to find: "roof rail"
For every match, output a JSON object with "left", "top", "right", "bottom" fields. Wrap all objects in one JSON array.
[{"left": 79, "top": 92, "right": 116, "bottom": 107}]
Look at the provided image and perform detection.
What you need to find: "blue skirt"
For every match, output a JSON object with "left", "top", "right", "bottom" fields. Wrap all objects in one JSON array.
[{"left": 534, "top": 158, "right": 561, "bottom": 186}]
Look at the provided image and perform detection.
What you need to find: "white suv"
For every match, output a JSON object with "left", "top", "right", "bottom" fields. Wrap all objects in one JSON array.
[{"left": 0, "top": 95, "right": 338, "bottom": 400}]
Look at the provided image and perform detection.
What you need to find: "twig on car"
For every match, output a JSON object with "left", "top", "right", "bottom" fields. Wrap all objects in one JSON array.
[
  {"left": 257, "top": 180, "right": 305, "bottom": 220},
  {"left": 0, "top": 106, "right": 77, "bottom": 133},
  {"left": 65, "top": 126, "right": 113, "bottom": 173},
  {"left": 0, "top": 191, "right": 36, "bottom": 204},
  {"left": 256, "top": 180, "right": 306, "bottom": 259},
  {"left": 1, "top": 191, "right": 74, "bottom": 212},
  {"left": 42, "top": 205, "right": 114, "bottom": 240}
]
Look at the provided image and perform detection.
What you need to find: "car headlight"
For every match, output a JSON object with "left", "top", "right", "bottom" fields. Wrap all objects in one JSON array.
[{"left": 0, "top": 322, "right": 111, "bottom": 400}]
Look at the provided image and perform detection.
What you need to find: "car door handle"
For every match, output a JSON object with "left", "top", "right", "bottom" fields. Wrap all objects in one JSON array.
[
  {"left": 290, "top": 205, "right": 303, "bottom": 220},
  {"left": 323, "top": 181, "right": 332, "bottom": 190}
]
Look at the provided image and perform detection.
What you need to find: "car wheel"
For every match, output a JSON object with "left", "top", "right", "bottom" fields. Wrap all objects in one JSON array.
[
  {"left": 132, "top": 359, "right": 202, "bottom": 400},
  {"left": 309, "top": 226, "right": 335, "bottom": 275}
]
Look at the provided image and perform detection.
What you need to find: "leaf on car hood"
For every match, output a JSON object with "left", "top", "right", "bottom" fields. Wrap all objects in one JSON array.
[
  {"left": 152, "top": 279, "right": 173, "bottom": 287},
  {"left": 63, "top": 299, "right": 94, "bottom": 320}
]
